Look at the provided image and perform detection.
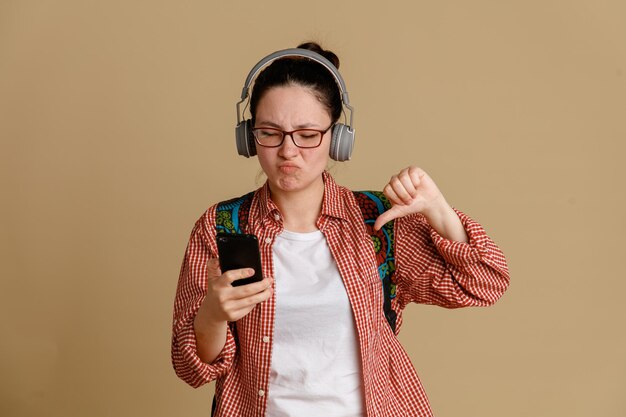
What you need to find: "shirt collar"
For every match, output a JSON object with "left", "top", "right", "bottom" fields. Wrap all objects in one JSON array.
[
  {"left": 255, "top": 171, "right": 350, "bottom": 223},
  {"left": 320, "top": 171, "right": 350, "bottom": 222}
]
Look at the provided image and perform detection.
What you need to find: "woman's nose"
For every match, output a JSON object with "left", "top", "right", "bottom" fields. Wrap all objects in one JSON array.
[{"left": 278, "top": 133, "right": 299, "bottom": 156}]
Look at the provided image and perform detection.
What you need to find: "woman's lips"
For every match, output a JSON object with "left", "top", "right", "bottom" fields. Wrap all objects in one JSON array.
[{"left": 278, "top": 164, "right": 298, "bottom": 174}]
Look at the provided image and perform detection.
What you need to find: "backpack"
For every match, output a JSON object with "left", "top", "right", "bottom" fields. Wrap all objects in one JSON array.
[{"left": 215, "top": 190, "right": 398, "bottom": 333}]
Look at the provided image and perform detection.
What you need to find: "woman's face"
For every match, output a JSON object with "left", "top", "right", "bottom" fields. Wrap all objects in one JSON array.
[{"left": 254, "top": 85, "right": 332, "bottom": 197}]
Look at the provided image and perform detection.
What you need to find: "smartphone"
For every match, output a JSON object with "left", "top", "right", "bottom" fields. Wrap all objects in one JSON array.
[{"left": 216, "top": 233, "right": 264, "bottom": 287}]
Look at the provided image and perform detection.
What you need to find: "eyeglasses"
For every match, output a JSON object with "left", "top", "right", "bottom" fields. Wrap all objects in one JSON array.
[{"left": 251, "top": 125, "right": 334, "bottom": 148}]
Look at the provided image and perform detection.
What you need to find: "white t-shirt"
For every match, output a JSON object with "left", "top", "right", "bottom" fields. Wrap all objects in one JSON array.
[{"left": 267, "top": 229, "right": 365, "bottom": 417}]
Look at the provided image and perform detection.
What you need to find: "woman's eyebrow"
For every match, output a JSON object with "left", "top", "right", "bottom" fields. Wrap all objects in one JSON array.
[
  {"left": 254, "top": 120, "right": 281, "bottom": 128},
  {"left": 293, "top": 122, "right": 322, "bottom": 129},
  {"left": 254, "top": 120, "right": 323, "bottom": 129}
]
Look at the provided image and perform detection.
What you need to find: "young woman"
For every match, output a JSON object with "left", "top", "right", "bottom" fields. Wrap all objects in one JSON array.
[{"left": 172, "top": 42, "right": 509, "bottom": 416}]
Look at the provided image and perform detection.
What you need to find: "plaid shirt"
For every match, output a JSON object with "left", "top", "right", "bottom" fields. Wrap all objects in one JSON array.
[{"left": 172, "top": 172, "right": 509, "bottom": 416}]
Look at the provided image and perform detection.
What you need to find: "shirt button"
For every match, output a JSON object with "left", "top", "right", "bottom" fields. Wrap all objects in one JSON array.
[
  {"left": 264, "top": 237, "right": 272, "bottom": 244},
  {"left": 262, "top": 336, "right": 270, "bottom": 343},
  {"left": 274, "top": 214, "right": 280, "bottom": 221},
  {"left": 258, "top": 389, "right": 265, "bottom": 397}
]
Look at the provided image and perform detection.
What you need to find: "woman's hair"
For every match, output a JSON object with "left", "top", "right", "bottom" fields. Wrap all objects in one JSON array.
[{"left": 250, "top": 42, "right": 343, "bottom": 124}]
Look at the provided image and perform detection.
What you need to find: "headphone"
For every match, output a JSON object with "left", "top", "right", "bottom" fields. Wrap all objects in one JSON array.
[{"left": 235, "top": 48, "right": 355, "bottom": 161}]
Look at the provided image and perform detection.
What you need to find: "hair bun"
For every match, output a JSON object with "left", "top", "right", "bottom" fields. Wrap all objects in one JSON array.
[{"left": 297, "top": 42, "right": 340, "bottom": 69}]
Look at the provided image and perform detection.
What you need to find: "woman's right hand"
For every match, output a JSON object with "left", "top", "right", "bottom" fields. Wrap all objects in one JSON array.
[
  {"left": 193, "top": 258, "right": 273, "bottom": 364},
  {"left": 197, "top": 258, "right": 274, "bottom": 325}
]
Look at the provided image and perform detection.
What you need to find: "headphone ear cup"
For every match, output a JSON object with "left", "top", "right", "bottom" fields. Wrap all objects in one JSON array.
[
  {"left": 235, "top": 120, "right": 256, "bottom": 157},
  {"left": 329, "top": 124, "right": 355, "bottom": 161}
]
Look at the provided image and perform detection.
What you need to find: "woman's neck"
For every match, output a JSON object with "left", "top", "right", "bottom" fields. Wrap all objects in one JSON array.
[{"left": 270, "top": 178, "right": 325, "bottom": 233}]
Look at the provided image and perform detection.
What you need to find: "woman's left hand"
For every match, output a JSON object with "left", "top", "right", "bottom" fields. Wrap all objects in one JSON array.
[{"left": 373, "top": 166, "right": 469, "bottom": 243}]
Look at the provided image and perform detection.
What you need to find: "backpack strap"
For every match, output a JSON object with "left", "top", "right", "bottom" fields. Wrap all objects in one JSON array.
[
  {"left": 353, "top": 191, "right": 398, "bottom": 334},
  {"left": 215, "top": 192, "right": 255, "bottom": 234}
]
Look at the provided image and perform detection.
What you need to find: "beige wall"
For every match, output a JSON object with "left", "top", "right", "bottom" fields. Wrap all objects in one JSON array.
[{"left": 1, "top": 1, "right": 625, "bottom": 416}]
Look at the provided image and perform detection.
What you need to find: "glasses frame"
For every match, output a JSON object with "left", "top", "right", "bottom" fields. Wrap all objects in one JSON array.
[{"left": 251, "top": 124, "right": 334, "bottom": 149}]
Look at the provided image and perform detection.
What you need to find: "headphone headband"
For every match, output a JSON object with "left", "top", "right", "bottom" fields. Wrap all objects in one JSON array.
[
  {"left": 239, "top": 48, "right": 351, "bottom": 105},
  {"left": 236, "top": 48, "right": 354, "bottom": 129}
]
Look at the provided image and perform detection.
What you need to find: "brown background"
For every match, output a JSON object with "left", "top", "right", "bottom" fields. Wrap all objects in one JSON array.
[{"left": 1, "top": 1, "right": 625, "bottom": 416}]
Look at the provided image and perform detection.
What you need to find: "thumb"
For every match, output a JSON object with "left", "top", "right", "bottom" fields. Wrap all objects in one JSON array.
[
  {"left": 373, "top": 207, "right": 401, "bottom": 231},
  {"left": 207, "top": 258, "right": 222, "bottom": 278}
]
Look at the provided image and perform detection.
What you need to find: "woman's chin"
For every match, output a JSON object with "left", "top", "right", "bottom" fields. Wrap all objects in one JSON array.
[
  {"left": 274, "top": 177, "right": 301, "bottom": 192},
  {"left": 267, "top": 171, "right": 324, "bottom": 196}
]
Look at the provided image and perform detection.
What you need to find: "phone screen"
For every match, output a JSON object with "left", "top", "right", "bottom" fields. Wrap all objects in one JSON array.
[{"left": 216, "top": 233, "right": 264, "bottom": 286}]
